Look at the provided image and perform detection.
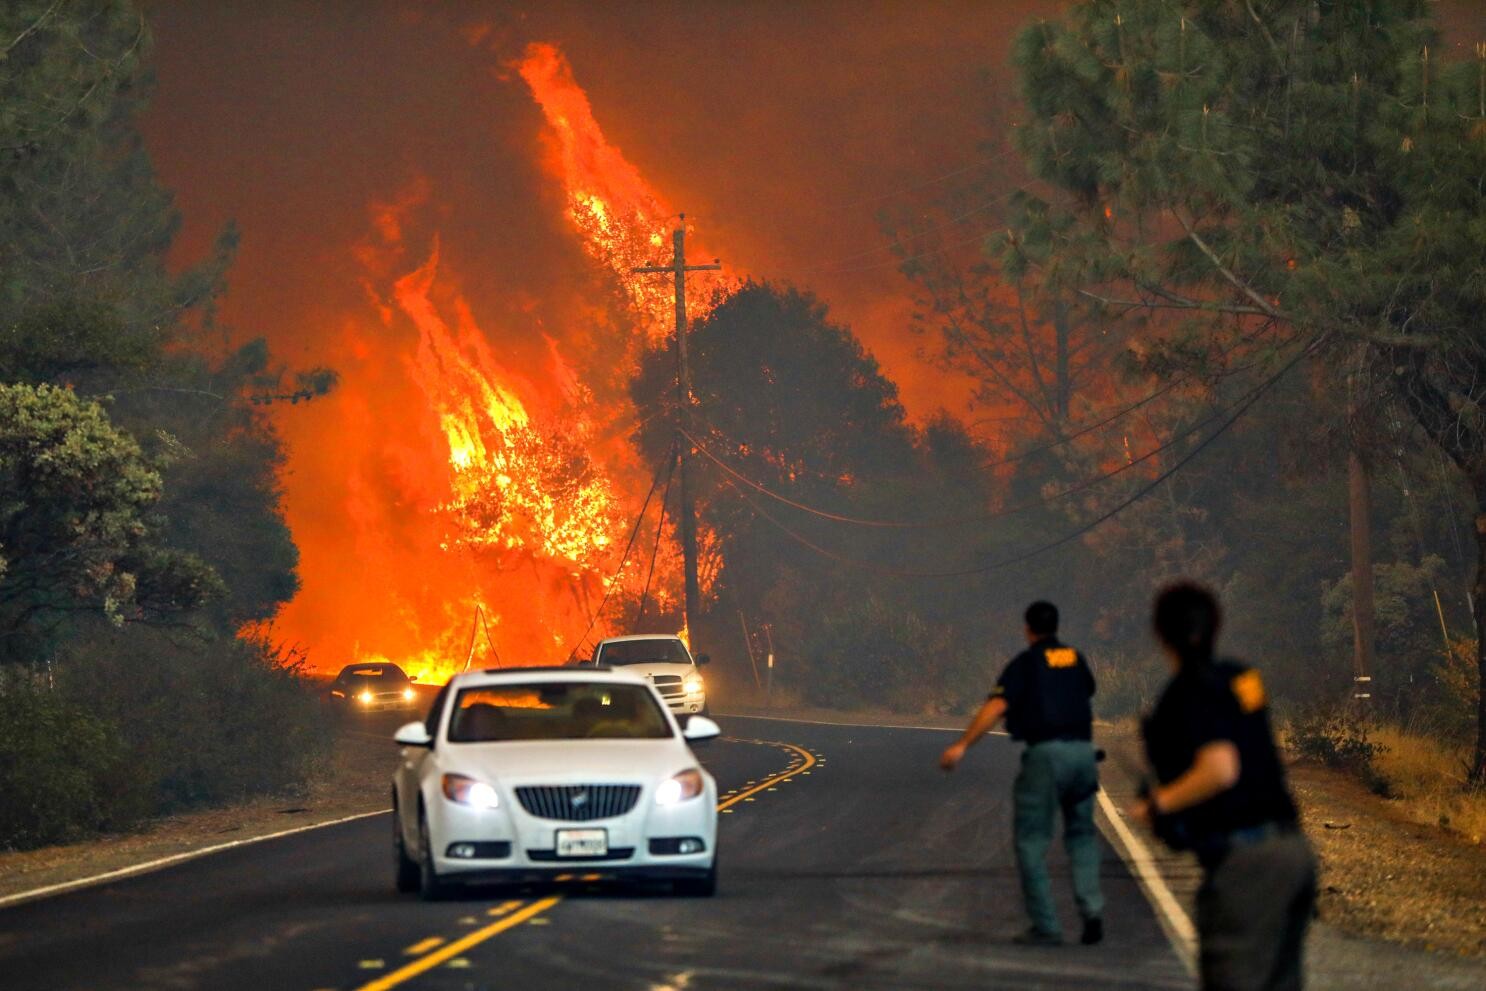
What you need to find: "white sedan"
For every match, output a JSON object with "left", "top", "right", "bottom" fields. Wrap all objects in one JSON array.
[{"left": 391, "top": 666, "right": 720, "bottom": 900}]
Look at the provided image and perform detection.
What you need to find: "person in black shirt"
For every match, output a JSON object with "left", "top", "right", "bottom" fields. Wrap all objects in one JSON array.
[
  {"left": 1133, "top": 583, "right": 1316, "bottom": 991},
  {"left": 940, "top": 601, "right": 1104, "bottom": 946}
]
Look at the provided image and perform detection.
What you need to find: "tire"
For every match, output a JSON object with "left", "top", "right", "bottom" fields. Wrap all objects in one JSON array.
[
  {"left": 417, "top": 807, "right": 450, "bottom": 901},
  {"left": 673, "top": 857, "right": 718, "bottom": 898},
  {"left": 393, "top": 801, "right": 419, "bottom": 894}
]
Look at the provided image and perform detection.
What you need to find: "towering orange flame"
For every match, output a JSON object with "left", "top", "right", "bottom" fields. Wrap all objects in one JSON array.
[
  {"left": 517, "top": 43, "right": 737, "bottom": 340},
  {"left": 275, "top": 41, "right": 726, "bottom": 682}
]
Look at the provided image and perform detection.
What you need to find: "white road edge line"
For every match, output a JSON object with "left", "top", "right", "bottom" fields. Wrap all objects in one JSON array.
[
  {"left": 0, "top": 808, "right": 389, "bottom": 910},
  {"left": 723, "top": 710, "right": 1196, "bottom": 972},
  {"left": 1095, "top": 787, "right": 1198, "bottom": 974}
]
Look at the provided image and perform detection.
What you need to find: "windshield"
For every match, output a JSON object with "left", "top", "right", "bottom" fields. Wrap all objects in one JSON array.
[
  {"left": 597, "top": 639, "right": 691, "bottom": 666},
  {"left": 338, "top": 666, "right": 407, "bottom": 685},
  {"left": 447, "top": 682, "right": 672, "bottom": 742}
]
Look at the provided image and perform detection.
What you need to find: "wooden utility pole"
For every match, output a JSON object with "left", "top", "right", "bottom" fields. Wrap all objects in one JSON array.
[
  {"left": 1348, "top": 345, "right": 1376, "bottom": 706},
  {"left": 1349, "top": 447, "right": 1376, "bottom": 703},
  {"left": 633, "top": 215, "right": 721, "bottom": 639}
]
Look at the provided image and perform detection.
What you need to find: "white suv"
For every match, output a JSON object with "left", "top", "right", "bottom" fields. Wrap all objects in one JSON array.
[
  {"left": 587, "top": 635, "right": 709, "bottom": 715},
  {"left": 391, "top": 667, "right": 720, "bottom": 900}
]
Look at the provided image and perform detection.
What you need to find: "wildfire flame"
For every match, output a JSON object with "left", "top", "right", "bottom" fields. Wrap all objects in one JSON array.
[
  {"left": 391, "top": 245, "right": 620, "bottom": 565},
  {"left": 278, "top": 41, "right": 731, "bottom": 684},
  {"left": 517, "top": 43, "right": 737, "bottom": 339}
]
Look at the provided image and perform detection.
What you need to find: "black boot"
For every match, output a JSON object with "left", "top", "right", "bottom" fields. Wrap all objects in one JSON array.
[{"left": 1080, "top": 916, "right": 1103, "bottom": 945}]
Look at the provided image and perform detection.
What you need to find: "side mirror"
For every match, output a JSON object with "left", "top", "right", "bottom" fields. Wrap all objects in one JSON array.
[
  {"left": 408, "top": 674, "right": 418, "bottom": 683},
  {"left": 394, "top": 721, "right": 433, "bottom": 747},
  {"left": 695, "top": 653, "right": 711, "bottom": 666},
  {"left": 682, "top": 715, "right": 721, "bottom": 743}
]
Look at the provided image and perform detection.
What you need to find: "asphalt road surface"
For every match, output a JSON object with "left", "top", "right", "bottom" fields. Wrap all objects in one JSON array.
[{"left": 0, "top": 715, "right": 1189, "bottom": 990}]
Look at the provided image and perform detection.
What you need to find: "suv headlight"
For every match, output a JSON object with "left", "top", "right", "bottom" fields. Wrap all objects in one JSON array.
[
  {"left": 683, "top": 675, "right": 704, "bottom": 695},
  {"left": 655, "top": 768, "right": 704, "bottom": 806},
  {"left": 442, "top": 773, "right": 500, "bottom": 809}
]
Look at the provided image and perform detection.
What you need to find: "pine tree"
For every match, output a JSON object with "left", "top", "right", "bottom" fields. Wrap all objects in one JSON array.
[{"left": 1002, "top": 1, "right": 1486, "bottom": 779}]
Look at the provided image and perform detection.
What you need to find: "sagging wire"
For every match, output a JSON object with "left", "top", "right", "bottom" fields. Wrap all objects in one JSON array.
[
  {"left": 725, "top": 338, "right": 1321, "bottom": 577},
  {"left": 565, "top": 439, "right": 676, "bottom": 661},
  {"left": 683, "top": 356, "right": 1286, "bottom": 532},
  {"left": 635, "top": 444, "right": 678, "bottom": 625}
]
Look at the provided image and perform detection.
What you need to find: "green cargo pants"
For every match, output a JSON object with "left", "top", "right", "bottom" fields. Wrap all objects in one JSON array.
[{"left": 1012, "top": 739, "right": 1104, "bottom": 938}]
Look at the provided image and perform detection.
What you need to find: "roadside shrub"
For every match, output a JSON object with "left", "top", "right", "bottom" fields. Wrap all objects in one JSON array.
[
  {"left": 1288, "top": 704, "right": 1391, "bottom": 794},
  {"left": 57, "top": 628, "right": 332, "bottom": 810},
  {"left": 1091, "top": 649, "right": 1166, "bottom": 720},
  {"left": 1428, "top": 637, "right": 1479, "bottom": 744},
  {"left": 797, "top": 598, "right": 976, "bottom": 713},
  {"left": 0, "top": 677, "right": 150, "bottom": 849}
]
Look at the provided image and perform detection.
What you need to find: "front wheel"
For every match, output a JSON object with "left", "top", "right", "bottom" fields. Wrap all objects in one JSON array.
[
  {"left": 393, "top": 801, "right": 419, "bottom": 893},
  {"left": 417, "top": 808, "right": 450, "bottom": 901},
  {"left": 673, "top": 857, "right": 717, "bottom": 898}
]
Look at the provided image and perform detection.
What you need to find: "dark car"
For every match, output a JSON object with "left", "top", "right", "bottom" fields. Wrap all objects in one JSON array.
[{"left": 329, "top": 662, "right": 419, "bottom": 712}]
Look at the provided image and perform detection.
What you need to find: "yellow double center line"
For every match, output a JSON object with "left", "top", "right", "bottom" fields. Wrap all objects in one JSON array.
[{"left": 355, "top": 740, "right": 816, "bottom": 990}]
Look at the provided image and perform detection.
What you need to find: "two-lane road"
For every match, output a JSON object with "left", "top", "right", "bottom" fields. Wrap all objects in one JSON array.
[{"left": 0, "top": 716, "right": 1188, "bottom": 990}]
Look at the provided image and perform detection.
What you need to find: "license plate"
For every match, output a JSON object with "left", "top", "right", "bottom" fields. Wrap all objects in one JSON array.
[{"left": 555, "top": 828, "right": 608, "bottom": 858}]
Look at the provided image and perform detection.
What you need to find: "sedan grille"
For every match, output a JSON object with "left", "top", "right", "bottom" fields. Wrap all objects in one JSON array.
[{"left": 515, "top": 785, "right": 642, "bottom": 821}]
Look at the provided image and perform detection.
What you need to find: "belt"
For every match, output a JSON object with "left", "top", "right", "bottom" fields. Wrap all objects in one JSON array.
[{"left": 1196, "top": 820, "right": 1297, "bottom": 868}]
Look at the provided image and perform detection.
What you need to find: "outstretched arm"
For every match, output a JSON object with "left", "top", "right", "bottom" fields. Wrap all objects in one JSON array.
[{"left": 939, "top": 696, "right": 1008, "bottom": 771}]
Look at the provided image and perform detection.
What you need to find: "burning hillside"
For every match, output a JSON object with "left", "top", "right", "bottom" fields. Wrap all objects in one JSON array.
[{"left": 264, "top": 42, "right": 731, "bottom": 681}]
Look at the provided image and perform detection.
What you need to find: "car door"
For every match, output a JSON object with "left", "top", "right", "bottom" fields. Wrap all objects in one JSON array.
[{"left": 395, "top": 683, "right": 449, "bottom": 838}]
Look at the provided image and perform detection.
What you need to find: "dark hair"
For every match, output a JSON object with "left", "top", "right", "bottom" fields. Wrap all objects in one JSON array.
[
  {"left": 1024, "top": 600, "right": 1059, "bottom": 636},
  {"left": 1153, "top": 582, "right": 1221, "bottom": 663}
]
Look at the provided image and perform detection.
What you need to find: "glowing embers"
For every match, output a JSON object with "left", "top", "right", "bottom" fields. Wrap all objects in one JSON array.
[
  {"left": 441, "top": 420, "right": 618, "bottom": 564},
  {"left": 390, "top": 245, "right": 622, "bottom": 569}
]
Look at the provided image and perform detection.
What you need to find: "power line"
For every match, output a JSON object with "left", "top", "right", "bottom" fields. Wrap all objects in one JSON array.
[
  {"left": 683, "top": 364, "right": 1279, "bottom": 530},
  {"left": 727, "top": 339, "right": 1319, "bottom": 578},
  {"left": 566, "top": 441, "right": 673, "bottom": 660},
  {"left": 635, "top": 445, "right": 678, "bottom": 624}
]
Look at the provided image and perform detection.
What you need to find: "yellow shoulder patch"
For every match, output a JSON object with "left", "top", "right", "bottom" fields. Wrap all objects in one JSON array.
[
  {"left": 1045, "top": 648, "right": 1078, "bottom": 669},
  {"left": 1230, "top": 669, "right": 1266, "bottom": 713}
]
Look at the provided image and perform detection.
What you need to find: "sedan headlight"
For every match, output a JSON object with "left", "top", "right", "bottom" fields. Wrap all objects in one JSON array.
[
  {"left": 402, "top": 688, "right": 415, "bottom": 701},
  {"left": 358, "top": 690, "right": 374, "bottom": 704},
  {"left": 442, "top": 773, "right": 500, "bottom": 809},
  {"left": 655, "top": 768, "right": 705, "bottom": 806},
  {"left": 683, "top": 675, "right": 704, "bottom": 695}
]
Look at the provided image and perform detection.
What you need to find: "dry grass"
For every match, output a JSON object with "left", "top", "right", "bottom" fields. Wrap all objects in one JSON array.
[{"left": 1369, "top": 726, "right": 1486, "bottom": 844}]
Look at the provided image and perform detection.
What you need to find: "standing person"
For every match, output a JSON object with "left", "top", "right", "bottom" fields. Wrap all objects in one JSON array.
[
  {"left": 939, "top": 600, "right": 1104, "bottom": 946},
  {"left": 1132, "top": 583, "right": 1316, "bottom": 991}
]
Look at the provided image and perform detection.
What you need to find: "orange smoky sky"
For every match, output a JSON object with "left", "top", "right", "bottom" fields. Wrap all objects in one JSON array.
[{"left": 137, "top": 1, "right": 1484, "bottom": 673}]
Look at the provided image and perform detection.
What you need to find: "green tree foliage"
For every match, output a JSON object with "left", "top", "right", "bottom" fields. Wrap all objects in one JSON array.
[
  {"left": 631, "top": 283, "right": 1010, "bottom": 709},
  {"left": 0, "top": 2, "right": 334, "bottom": 846},
  {"left": 1, "top": 1, "right": 334, "bottom": 636},
  {"left": 0, "top": 678, "right": 144, "bottom": 848},
  {"left": 0, "top": 383, "right": 222, "bottom": 661},
  {"left": 1001, "top": 0, "right": 1486, "bottom": 777}
]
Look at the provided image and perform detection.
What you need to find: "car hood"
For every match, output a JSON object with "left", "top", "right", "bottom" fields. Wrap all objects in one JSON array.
[
  {"left": 605, "top": 662, "right": 696, "bottom": 680},
  {"left": 443, "top": 739, "right": 693, "bottom": 783}
]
